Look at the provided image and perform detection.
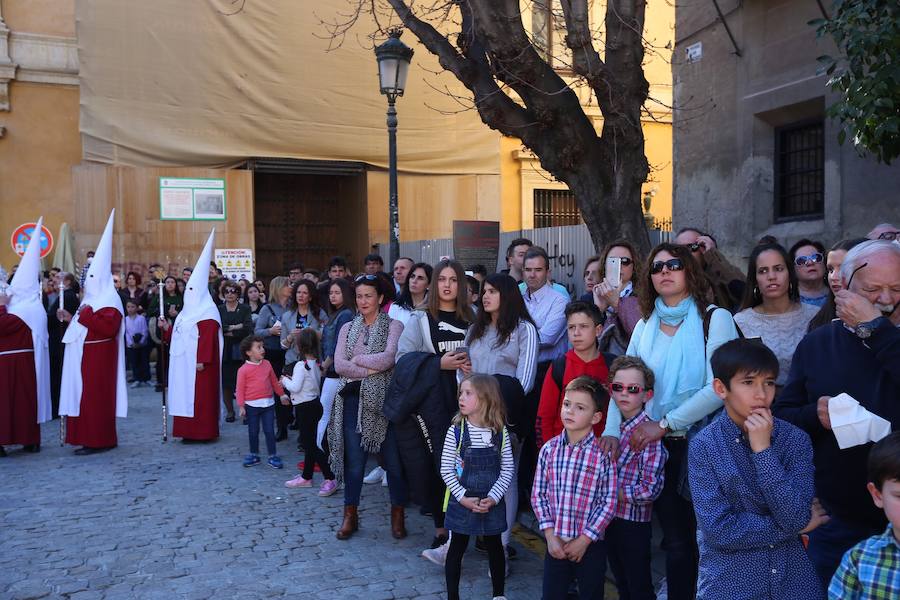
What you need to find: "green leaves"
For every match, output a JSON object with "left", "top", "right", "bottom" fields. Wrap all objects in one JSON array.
[{"left": 815, "top": 0, "right": 900, "bottom": 164}]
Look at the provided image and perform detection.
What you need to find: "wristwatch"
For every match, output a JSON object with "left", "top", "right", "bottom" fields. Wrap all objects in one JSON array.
[
  {"left": 855, "top": 316, "right": 887, "bottom": 339},
  {"left": 658, "top": 416, "right": 670, "bottom": 432}
]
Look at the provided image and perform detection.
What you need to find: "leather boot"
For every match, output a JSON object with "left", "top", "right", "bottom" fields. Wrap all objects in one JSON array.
[
  {"left": 391, "top": 505, "right": 407, "bottom": 539},
  {"left": 336, "top": 505, "right": 358, "bottom": 540}
]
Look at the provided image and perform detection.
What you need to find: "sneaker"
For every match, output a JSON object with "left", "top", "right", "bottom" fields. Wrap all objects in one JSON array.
[
  {"left": 492, "top": 597, "right": 508, "bottom": 600},
  {"left": 421, "top": 538, "right": 450, "bottom": 566},
  {"left": 268, "top": 455, "right": 284, "bottom": 469},
  {"left": 129, "top": 381, "right": 140, "bottom": 389},
  {"left": 243, "top": 454, "right": 260, "bottom": 467},
  {"left": 318, "top": 479, "right": 339, "bottom": 497},
  {"left": 363, "top": 466, "right": 385, "bottom": 484},
  {"left": 285, "top": 474, "right": 312, "bottom": 488},
  {"left": 430, "top": 534, "right": 448, "bottom": 549}
]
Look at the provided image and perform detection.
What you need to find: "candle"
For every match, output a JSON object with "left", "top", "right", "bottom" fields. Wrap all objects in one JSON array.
[{"left": 158, "top": 281, "right": 164, "bottom": 318}]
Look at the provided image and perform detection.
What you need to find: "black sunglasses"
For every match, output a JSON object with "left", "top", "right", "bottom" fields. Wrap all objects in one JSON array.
[
  {"left": 794, "top": 253, "right": 824, "bottom": 267},
  {"left": 610, "top": 383, "right": 650, "bottom": 394},
  {"left": 878, "top": 231, "right": 900, "bottom": 241},
  {"left": 650, "top": 259, "right": 685, "bottom": 275},
  {"left": 610, "top": 257, "right": 634, "bottom": 267}
]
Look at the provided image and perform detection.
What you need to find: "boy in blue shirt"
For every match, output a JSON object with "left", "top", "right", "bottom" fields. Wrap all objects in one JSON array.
[
  {"left": 829, "top": 431, "right": 900, "bottom": 599},
  {"left": 689, "top": 339, "right": 830, "bottom": 600}
]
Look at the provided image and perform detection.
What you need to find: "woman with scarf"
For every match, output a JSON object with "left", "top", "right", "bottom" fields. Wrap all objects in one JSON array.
[
  {"left": 598, "top": 242, "right": 739, "bottom": 600},
  {"left": 329, "top": 274, "right": 406, "bottom": 541}
]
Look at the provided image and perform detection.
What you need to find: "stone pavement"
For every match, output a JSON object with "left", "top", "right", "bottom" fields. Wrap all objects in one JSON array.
[{"left": 1, "top": 385, "right": 569, "bottom": 600}]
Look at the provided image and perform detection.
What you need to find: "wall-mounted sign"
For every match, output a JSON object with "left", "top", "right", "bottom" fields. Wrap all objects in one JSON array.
[
  {"left": 685, "top": 42, "right": 702, "bottom": 63},
  {"left": 452, "top": 220, "right": 500, "bottom": 273},
  {"left": 11, "top": 222, "right": 53, "bottom": 258},
  {"left": 160, "top": 178, "right": 226, "bottom": 221},
  {"left": 215, "top": 248, "right": 254, "bottom": 282}
]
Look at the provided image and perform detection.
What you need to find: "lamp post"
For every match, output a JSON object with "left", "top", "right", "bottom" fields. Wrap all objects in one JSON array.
[{"left": 375, "top": 28, "right": 414, "bottom": 267}]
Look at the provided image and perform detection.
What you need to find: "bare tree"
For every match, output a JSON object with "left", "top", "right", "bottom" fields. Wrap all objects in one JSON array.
[{"left": 327, "top": 0, "right": 655, "bottom": 253}]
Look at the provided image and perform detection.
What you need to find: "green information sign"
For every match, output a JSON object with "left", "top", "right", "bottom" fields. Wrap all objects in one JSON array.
[{"left": 159, "top": 177, "right": 226, "bottom": 221}]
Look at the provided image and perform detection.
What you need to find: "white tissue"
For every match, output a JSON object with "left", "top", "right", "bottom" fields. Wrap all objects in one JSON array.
[{"left": 828, "top": 393, "right": 892, "bottom": 450}]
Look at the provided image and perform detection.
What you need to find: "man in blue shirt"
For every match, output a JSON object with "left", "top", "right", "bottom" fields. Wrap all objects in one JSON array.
[{"left": 774, "top": 239, "right": 900, "bottom": 586}]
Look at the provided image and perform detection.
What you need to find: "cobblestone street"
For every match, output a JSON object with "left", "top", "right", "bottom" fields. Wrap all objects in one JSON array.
[{"left": 0, "top": 386, "right": 550, "bottom": 600}]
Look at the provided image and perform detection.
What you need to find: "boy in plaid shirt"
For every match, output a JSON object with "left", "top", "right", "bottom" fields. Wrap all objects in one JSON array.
[
  {"left": 605, "top": 356, "right": 667, "bottom": 600},
  {"left": 829, "top": 432, "right": 900, "bottom": 599},
  {"left": 532, "top": 376, "right": 618, "bottom": 600}
]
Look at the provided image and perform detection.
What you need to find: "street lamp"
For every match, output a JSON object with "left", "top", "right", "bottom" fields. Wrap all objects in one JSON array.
[{"left": 375, "top": 28, "right": 414, "bottom": 267}]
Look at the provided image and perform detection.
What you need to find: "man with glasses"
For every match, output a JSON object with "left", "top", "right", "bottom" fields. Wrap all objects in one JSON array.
[
  {"left": 287, "top": 263, "right": 304, "bottom": 285},
  {"left": 673, "top": 227, "right": 745, "bottom": 312},
  {"left": 774, "top": 239, "right": 900, "bottom": 587},
  {"left": 867, "top": 223, "right": 900, "bottom": 241}
]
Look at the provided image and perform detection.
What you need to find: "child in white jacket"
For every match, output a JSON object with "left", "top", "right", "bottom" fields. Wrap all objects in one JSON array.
[{"left": 282, "top": 329, "right": 337, "bottom": 496}]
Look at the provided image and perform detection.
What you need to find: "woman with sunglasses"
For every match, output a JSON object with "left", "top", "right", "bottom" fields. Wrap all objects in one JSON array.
[
  {"left": 599, "top": 242, "right": 739, "bottom": 600},
  {"left": 219, "top": 281, "right": 253, "bottom": 422},
  {"left": 461, "top": 273, "right": 539, "bottom": 561},
  {"left": 788, "top": 239, "right": 829, "bottom": 308},
  {"left": 587, "top": 240, "right": 644, "bottom": 355},
  {"left": 330, "top": 274, "right": 407, "bottom": 541},
  {"left": 733, "top": 243, "right": 819, "bottom": 388},
  {"left": 807, "top": 238, "right": 868, "bottom": 332},
  {"left": 390, "top": 260, "right": 474, "bottom": 556}
]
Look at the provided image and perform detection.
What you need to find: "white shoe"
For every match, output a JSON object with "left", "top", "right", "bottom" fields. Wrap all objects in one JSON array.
[
  {"left": 364, "top": 466, "right": 385, "bottom": 484},
  {"left": 129, "top": 381, "right": 140, "bottom": 389},
  {"left": 493, "top": 597, "right": 508, "bottom": 600},
  {"left": 421, "top": 539, "right": 450, "bottom": 566}
]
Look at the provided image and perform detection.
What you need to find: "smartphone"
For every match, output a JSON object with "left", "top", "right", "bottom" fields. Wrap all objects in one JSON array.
[
  {"left": 606, "top": 256, "right": 622, "bottom": 289},
  {"left": 454, "top": 346, "right": 469, "bottom": 359}
]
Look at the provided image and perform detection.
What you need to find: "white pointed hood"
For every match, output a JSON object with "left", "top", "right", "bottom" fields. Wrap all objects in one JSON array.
[
  {"left": 168, "top": 229, "right": 223, "bottom": 418},
  {"left": 7, "top": 218, "right": 52, "bottom": 423},
  {"left": 60, "top": 209, "right": 128, "bottom": 419}
]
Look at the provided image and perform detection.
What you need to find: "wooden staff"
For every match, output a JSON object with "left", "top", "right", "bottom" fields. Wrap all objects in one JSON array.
[
  {"left": 158, "top": 281, "right": 168, "bottom": 442},
  {"left": 58, "top": 279, "right": 66, "bottom": 447}
]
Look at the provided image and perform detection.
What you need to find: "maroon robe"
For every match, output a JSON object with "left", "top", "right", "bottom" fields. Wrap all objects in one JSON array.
[
  {"left": 65, "top": 307, "right": 122, "bottom": 448},
  {"left": 169, "top": 319, "right": 221, "bottom": 440},
  {"left": 0, "top": 306, "right": 40, "bottom": 445}
]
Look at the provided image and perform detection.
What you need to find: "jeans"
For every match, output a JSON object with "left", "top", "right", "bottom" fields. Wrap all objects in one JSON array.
[
  {"left": 245, "top": 404, "right": 276, "bottom": 456},
  {"left": 342, "top": 391, "right": 408, "bottom": 507},
  {"left": 654, "top": 437, "right": 697, "bottom": 600},
  {"left": 126, "top": 345, "right": 151, "bottom": 382},
  {"left": 606, "top": 519, "right": 655, "bottom": 600},
  {"left": 446, "top": 533, "right": 504, "bottom": 600},
  {"left": 807, "top": 513, "right": 882, "bottom": 587},
  {"left": 296, "top": 400, "right": 334, "bottom": 480},
  {"left": 542, "top": 539, "right": 607, "bottom": 600}
]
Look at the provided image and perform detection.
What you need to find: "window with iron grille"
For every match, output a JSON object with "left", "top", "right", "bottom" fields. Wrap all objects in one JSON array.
[
  {"left": 775, "top": 120, "right": 824, "bottom": 220},
  {"left": 533, "top": 188, "right": 582, "bottom": 229}
]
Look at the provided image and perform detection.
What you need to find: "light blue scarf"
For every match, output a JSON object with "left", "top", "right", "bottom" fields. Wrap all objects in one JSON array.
[{"left": 637, "top": 296, "right": 707, "bottom": 419}]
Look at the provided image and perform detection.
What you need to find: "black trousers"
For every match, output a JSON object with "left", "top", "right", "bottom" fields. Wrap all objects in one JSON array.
[
  {"left": 606, "top": 518, "right": 655, "bottom": 600},
  {"left": 445, "top": 532, "right": 504, "bottom": 600},
  {"left": 295, "top": 400, "right": 334, "bottom": 480},
  {"left": 266, "top": 348, "right": 291, "bottom": 430},
  {"left": 655, "top": 438, "right": 698, "bottom": 600},
  {"left": 519, "top": 359, "right": 551, "bottom": 505}
]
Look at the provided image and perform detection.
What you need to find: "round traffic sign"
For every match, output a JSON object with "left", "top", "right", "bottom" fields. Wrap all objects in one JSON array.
[{"left": 11, "top": 223, "right": 53, "bottom": 258}]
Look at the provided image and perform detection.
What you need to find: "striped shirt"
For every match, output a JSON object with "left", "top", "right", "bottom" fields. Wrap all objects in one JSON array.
[
  {"left": 531, "top": 430, "right": 618, "bottom": 541},
  {"left": 614, "top": 411, "right": 667, "bottom": 522},
  {"left": 829, "top": 525, "right": 900, "bottom": 600},
  {"left": 440, "top": 422, "right": 514, "bottom": 504}
]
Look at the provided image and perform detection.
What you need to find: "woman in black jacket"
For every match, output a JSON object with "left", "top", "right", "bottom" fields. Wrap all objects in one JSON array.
[{"left": 219, "top": 280, "right": 253, "bottom": 422}]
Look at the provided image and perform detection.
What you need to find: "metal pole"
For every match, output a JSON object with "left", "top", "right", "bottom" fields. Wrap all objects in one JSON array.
[
  {"left": 387, "top": 98, "right": 400, "bottom": 266},
  {"left": 158, "top": 282, "right": 167, "bottom": 443}
]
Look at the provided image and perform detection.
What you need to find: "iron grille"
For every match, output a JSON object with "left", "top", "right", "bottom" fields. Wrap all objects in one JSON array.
[
  {"left": 533, "top": 188, "right": 582, "bottom": 229},
  {"left": 775, "top": 121, "right": 825, "bottom": 219}
]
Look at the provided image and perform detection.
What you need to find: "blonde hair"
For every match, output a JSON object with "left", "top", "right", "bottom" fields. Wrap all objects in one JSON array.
[
  {"left": 453, "top": 373, "right": 507, "bottom": 434},
  {"left": 268, "top": 276, "right": 290, "bottom": 304}
]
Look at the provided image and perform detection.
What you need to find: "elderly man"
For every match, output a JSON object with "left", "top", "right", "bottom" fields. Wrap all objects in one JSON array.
[
  {"left": 673, "top": 227, "right": 745, "bottom": 311},
  {"left": 773, "top": 239, "right": 900, "bottom": 586},
  {"left": 392, "top": 257, "right": 414, "bottom": 295}
]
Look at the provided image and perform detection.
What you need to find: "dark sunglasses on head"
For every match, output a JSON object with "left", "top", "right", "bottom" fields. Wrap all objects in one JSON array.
[
  {"left": 610, "top": 383, "right": 649, "bottom": 394},
  {"left": 355, "top": 274, "right": 378, "bottom": 282},
  {"left": 650, "top": 258, "right": 685, "bottom": 275},
  {"left": 794, "top": 253, "right": 824, "bottom": 267},
  {"left": 878, "top": 231, "right": 900, "bottom": 241},
  {"left": 684, "top": 242, "right": 702, "bottom": 253}
]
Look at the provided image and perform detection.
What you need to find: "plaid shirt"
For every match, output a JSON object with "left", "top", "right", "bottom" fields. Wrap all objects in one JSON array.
[
  {"left": 531, "top": 430, "right": 617, "bottom": 541},
  {"left": 614, "top": 411, "right": 667, "bottom": 522},
  {"left": 829, "top": 525, "right": 900, "bottom": 600}
]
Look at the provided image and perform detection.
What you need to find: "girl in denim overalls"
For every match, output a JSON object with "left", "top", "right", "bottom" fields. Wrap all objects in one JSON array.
[{"left": 440, "top": 374, "right": 514, "bottom": 600}]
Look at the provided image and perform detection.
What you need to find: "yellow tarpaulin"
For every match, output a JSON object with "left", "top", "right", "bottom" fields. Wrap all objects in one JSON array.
[{"left": 77, "top": 0, "right": 500, "bottom": 174}]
